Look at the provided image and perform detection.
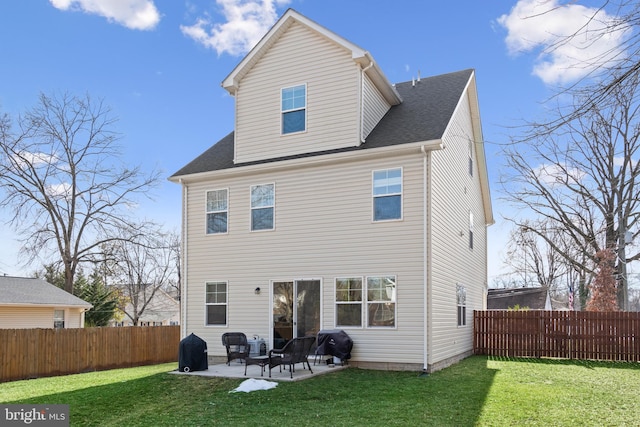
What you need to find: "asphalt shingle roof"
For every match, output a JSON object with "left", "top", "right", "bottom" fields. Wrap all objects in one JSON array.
[
  {"left": 0, "top": 276, "right": 92, "bottom": 307},
  {"left": 171, "top": 69, "right": 473, "bottom": 178}
]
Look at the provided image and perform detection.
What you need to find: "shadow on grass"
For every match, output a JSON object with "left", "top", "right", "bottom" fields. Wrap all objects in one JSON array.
[
  {"left": 4, "top": 357, "right": 499, "bottom": 426},
  {"left": 487, "top": 355, "right": 640, "bottom": 371}
]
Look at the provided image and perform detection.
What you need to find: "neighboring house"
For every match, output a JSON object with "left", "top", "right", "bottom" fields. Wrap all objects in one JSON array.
[
  {"left": 112, "top": 289, "right": 180, "bottom": 327},
  {"left": 169, "top": 9, "right": 493, "bottom": 372},
  {"left": 487, "top": 287, "right": 552, "bottom": 310},
  {"left": 0, "top": 276, "right": 92, "bottom": 329}
]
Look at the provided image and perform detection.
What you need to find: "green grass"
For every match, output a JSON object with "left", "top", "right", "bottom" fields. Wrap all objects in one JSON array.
[{"left": 2, "top": 356, "right": 640, "bottom": 426}]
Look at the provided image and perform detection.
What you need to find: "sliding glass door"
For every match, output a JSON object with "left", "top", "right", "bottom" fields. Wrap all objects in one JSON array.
[{"left": 272, "top": 280, "right": 320, "bottom": 349}]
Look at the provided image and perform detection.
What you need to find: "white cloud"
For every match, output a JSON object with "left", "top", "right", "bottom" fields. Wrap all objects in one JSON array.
[
  {"left": 13, "top": 151, "right": 59, "bottom": 169},
  {"left": 497, "top": 0, "right": 628, "bottom": 85},
  {"left": 180, "top": 0, "right": 290, "bottom": 56},
  {"left": 46, "top": 182, "right": 72, "bottom": 199},
  {"left": 49, "top": 0, "right": 160, "bottom": 31},
  {"left": 534, "top": 163, "right": 585, "bottom": 187}
]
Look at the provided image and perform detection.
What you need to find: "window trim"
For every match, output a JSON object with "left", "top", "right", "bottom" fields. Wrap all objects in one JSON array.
[
  {"left": 53, "top": 309, "right": 65, "bottom": 329},
  {"left": 372, "top": 167, "right": 403, "bottom": 222},
  {"left": 457, "top": 284, "right": 467, "bottom": 327},
  {"left": 469, "top": 211, "right": 474, "bottom": 250},
  {"left": 205, "top": 281, "right": 228, "bottom": 327},
  {"left": 335, "top": 277, "right": 364, "bottom": 328},
  {"left": 365, "top": 275, "right": 397, "bottom": 328},
  {"left": 205, "top": 188, "right": 229, "bottom": 235},
  {"left": 250, "top": 183, "right": 275, "bottom": 232},
  {"left": 281, "top": 83, "right": 307, "bottom": 135}
]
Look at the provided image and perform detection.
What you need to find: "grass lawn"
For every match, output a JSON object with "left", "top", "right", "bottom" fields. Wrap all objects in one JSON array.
[{"left": 1, "top": 356, "right": 640, "bottom": 426}]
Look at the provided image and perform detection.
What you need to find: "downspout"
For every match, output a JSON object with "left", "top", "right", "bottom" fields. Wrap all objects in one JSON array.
[
  {"left": 360, "top": 61, "right": 374, "bottom": 144},
  {"left": 421, "top": 145, "right": 429, "bottom": 373},
  {"left": 180, "top": 179, "right": 188, "bottom": 339}
]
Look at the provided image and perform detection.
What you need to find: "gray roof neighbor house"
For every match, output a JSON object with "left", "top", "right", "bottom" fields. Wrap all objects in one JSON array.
[
  {"left": 0, "top": 276, "right": 92, "bottom": 329},
  {"left": 487, "top": 287, "right": 552, "bottom": 310},
  {"left": 0, "top": 276, "right": 91, "bottom": 308}
]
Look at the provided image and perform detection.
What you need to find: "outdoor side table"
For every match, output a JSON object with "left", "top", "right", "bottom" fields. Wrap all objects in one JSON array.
[{"left": 244, "top": 355, "right": 269, "bottom": 376}]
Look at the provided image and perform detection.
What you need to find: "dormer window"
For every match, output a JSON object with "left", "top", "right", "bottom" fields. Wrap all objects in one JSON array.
[{"left": 281, "top": 84, "right": 306, "bottom": 134}]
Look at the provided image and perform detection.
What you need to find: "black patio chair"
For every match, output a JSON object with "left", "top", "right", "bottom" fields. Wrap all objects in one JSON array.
[
  {"left": 268, "top": 335, "right": 316, "bottom": 378},
  {"left": 221, "top": 332, "right": 249, "bottom": 365}
]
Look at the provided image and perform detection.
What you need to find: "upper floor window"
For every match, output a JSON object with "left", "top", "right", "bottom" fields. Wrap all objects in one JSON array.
[
  {"left": 251, "top": 183, "right": 275, "bottom": 231},
  {"left": 206, "top": 281, "right": 227, "bottom": 326},
  {"left": 373, "top": 168, "right": 402, "bottom": 221},
  {"left": 281, "top": 84, "right": 306, "bottom": 134},
  {"left": 206, "top": 189, "right": 228, "bottom": 234}
]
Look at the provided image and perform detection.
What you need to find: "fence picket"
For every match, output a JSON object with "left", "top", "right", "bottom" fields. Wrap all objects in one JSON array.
[
  {"left": 0, "top": 326, "right": 179, "bottom": 382},
  {"left": 474, "top": 310, "right": 640, "bottom": 362}
]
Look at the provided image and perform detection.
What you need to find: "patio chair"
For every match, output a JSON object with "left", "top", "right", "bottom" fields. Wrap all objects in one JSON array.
[
  {"left": 221, "top": 332, "right": 250, "bottom": 365},
  {"left": 268, "top": 335, "right": 316, "bottom": 378}
]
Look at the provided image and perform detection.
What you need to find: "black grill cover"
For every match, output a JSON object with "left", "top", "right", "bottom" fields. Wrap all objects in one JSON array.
[
  {"left": 178, "top": 333, "right": 208, "bottom": 372},
  {"left": 316, "top": 329, "right": 353, "bottom": 360}
]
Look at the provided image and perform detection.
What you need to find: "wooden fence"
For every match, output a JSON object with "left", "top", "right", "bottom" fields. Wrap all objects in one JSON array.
[
  {"left": 474, "top": 310, "right": 640, "bottom": 361},
  {"left": 1, "top": 326, "right": 180, "bottom": 382}
]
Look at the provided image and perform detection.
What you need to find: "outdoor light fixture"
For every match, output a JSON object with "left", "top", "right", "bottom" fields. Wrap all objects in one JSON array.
[{"left": 255, "top": 287, "right": 261, "bottom": 295}]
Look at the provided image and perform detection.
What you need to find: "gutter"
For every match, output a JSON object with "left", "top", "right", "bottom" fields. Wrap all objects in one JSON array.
[
  {"left": 421, "top": 144, "right": 429, "bottom": 373},
  {"left": 180, "top": 178, "right": 188, "bottom": 339}
]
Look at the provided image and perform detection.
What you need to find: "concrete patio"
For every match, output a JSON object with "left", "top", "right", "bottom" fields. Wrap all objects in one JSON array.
[{"left": 171, "top": 357, "right": 349, "bottom": 382}]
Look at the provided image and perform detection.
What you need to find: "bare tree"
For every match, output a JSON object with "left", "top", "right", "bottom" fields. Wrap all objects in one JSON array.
[
  {"left": 105, "top": 228, "right": 179, "bottom": 326},
  {"left": 502, "top": 73, "right": 640, "bottom": 310},
  {"left": 0, "top": 93, "right": 160, "bottom": 293}
]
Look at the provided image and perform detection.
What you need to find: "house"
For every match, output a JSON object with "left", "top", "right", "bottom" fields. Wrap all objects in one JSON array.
[
  {"left": 0, "top": 276, "right": 92, "bottom": 329},
  {"left": 111, "top": 289, "right": 180, "bottom": 327},
  {"left": 169, "top": 9, "right": 493, "bottom": 372},
  {"left": 487, "top": 287, "right": 553, "bottom": 310}
]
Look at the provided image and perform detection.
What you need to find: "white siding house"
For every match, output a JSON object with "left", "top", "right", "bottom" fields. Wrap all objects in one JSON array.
[
  {"left": 170, "top": 9, "right": 493, "bottom": 372},
  {"left": 0, "top": 276, "right": 92, "bottom": 329}
]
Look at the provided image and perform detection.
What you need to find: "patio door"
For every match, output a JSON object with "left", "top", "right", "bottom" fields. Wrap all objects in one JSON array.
[{"left": 272, "top": 280, "right": 320, "bottom": 349}]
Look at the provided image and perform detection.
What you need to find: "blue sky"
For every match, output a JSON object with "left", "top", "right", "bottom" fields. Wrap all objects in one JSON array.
[{"left": 0, "top": 0, "right": 623, "bottom": 282}]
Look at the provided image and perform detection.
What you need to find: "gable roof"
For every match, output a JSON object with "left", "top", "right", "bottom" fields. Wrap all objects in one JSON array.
[
  {"left": 487, "top": 287, "right": 552, "bottom": 310},
  {"left": 0, "top": 276, "right": 92, "bottom": 308},
  {"left": 171, "top": 69, "right": 475, "bottom": 178},
  {"left": 222, "top": 8, "right": 401, "bottom": 105}
]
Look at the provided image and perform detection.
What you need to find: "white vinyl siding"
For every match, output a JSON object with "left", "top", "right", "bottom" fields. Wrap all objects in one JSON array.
[
  {"left": 234, "top": 22, "right": 361, "bottom": 163},
  {"left": 182, "top": 152, "right": 425, "bottom": 364},
  {"left": 362, "top": 74, "right": 391, "bottom": 139},
  {"left": 429, "top": 88, "right": 488, "bottom": 366},
  {"left": 0, "top": 306, "right": 85, "bottom": 329}
]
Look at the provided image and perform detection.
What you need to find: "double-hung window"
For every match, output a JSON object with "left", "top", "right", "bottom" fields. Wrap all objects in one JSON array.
[
  {"left": 457, "top": 284, "right": 467, "bottom": 327},
  {"left": 367, "top": 276, "right": 396, "bottom": 327},
  {"left": 206, "top": 189, "right": 228, "bottom": 234},
  {"left": 335, "top": 278, "right": 363, "bottom": 327},
  {"left": 54, "top": 309, "right": 65, "bottom": 329},
  {"left": 251, "top": 183, "right": 275, "bottom": 231},
  {"left": 206, "top": 281, "right": 227, "bottom": 326},
  {"left": 373, "top": 168, "right": 402, "bottom": 221},
  {"left": 281, "top": 84, "right": 306, "bottom": 134}
]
